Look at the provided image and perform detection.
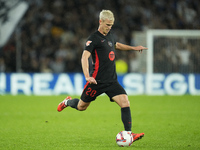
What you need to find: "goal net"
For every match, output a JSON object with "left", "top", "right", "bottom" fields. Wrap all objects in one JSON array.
[{"left": 146, "top": 30, "right": 200, "bottom": 74}]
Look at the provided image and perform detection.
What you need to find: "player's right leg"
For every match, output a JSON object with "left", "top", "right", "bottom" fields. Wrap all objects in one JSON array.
[
  {"left": 77, "top": 99, "right": 91, "bottom": 111},
  {"left": 57, "top": 97, "right": 90, "bottom": 112},
  {"left": 57, "top": 96, "right": 72, "bottom": 112}
]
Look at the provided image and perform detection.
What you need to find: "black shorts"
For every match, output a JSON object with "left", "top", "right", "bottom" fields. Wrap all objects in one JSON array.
[{"left": 81, "top": 81, "right": 127, "bottom": 102}]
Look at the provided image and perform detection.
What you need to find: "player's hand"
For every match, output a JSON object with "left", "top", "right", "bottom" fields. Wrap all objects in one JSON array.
[
  {"left": 135, "top": 46, "right": 148, "bottom": 53},
  {"left": 86, "top": 77, "right": 97, "bottom": 84}
]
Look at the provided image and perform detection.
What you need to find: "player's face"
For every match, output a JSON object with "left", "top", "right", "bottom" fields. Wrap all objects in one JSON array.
[{"left": 100, "top": 19, "right": 114, "bottom": 35}]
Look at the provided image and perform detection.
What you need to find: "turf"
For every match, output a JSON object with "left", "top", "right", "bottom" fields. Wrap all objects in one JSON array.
[{"left": 0, "top": 95, "right": 200, "bottom": 150}]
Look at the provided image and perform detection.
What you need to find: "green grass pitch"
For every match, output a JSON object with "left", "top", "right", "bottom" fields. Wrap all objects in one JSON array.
[{"left": 0, "top": 95, "right": 200, "bottom": 150}]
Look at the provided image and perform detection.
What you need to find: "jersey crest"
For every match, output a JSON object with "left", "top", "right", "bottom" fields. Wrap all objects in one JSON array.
[
  {"left": 109, "top": 51, "right": 115, "bottom": 61},
  {"left": 86, "top": 40, "right": 92, "bottom": 46}
]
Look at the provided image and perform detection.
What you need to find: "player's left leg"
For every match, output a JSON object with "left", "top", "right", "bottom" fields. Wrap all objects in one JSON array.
[
  {"left": 112, "top": 94, "right": 130, "bottom": 108},
  {"left": 112, "top": 94, "right": 132, "bottom": 131},
  {"left": 112, "top": 94, "right": 144, "bottom": 142}
]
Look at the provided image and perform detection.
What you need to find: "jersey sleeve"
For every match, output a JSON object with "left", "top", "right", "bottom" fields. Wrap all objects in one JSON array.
[
  {"left": 84, "top": 34, "right": 96, "bottom": 53},
  {"left": 110, "top": 32, "right": 116, "bottom": 46}
]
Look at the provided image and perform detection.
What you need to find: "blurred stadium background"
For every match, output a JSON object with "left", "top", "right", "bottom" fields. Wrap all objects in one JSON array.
[{"left": 0, "top": 0, "right": 200, "bottom": 95}]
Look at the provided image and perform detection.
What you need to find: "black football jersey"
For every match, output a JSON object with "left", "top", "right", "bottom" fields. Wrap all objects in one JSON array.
[{"left": 84, "top": 31, "right": 117, "bottom": 83}]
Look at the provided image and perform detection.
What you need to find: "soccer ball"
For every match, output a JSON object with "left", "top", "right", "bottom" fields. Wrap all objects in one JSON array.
[{"left": 116, "top": 131, "right": 133, "bottom": 147}]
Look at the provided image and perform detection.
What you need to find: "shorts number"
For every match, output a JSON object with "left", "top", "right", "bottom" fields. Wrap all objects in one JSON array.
[{"left": 86, "top": 87, "right": 96, "bottom": 97}]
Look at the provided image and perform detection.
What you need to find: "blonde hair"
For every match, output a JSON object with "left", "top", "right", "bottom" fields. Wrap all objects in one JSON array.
[{"left": 99, "top": 10, "right": 115, "bottom": 21}]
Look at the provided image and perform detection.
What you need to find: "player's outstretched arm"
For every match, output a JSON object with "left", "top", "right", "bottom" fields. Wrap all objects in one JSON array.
[{"left": 115, "top": 42, "right": 148, "bottom": 53}]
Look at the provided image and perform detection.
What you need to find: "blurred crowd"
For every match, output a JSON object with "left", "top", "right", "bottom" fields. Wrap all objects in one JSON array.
[
  {"left": 0, "top": 0, "right": 200, "bottom": 73},
  {"left": 154, "top": 38, "right": 200, "bottom": 73}
]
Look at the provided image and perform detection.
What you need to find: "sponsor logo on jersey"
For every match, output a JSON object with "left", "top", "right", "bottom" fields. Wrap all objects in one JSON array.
[
  {"left": 86, "top": 41, "right": 92, "bottom": 46},
  {"left": 109, "top": 51, "right": 115, "bottom": 61},
  {"left": 108, "top": 41, "right": 113, "bottom": 47}
]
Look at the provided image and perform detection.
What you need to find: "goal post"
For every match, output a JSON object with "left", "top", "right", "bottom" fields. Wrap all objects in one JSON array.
[{"left": 146, "top": 30, "right": 200, "bottom": 74}]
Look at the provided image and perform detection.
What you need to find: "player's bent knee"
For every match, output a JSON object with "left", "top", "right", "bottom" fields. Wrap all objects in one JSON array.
[
  {"left": 77, "top": 99, "right": 90, "bottom": 111},
  {"left": 77, "top": 106, "right": 87, "bottom": 111}
]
